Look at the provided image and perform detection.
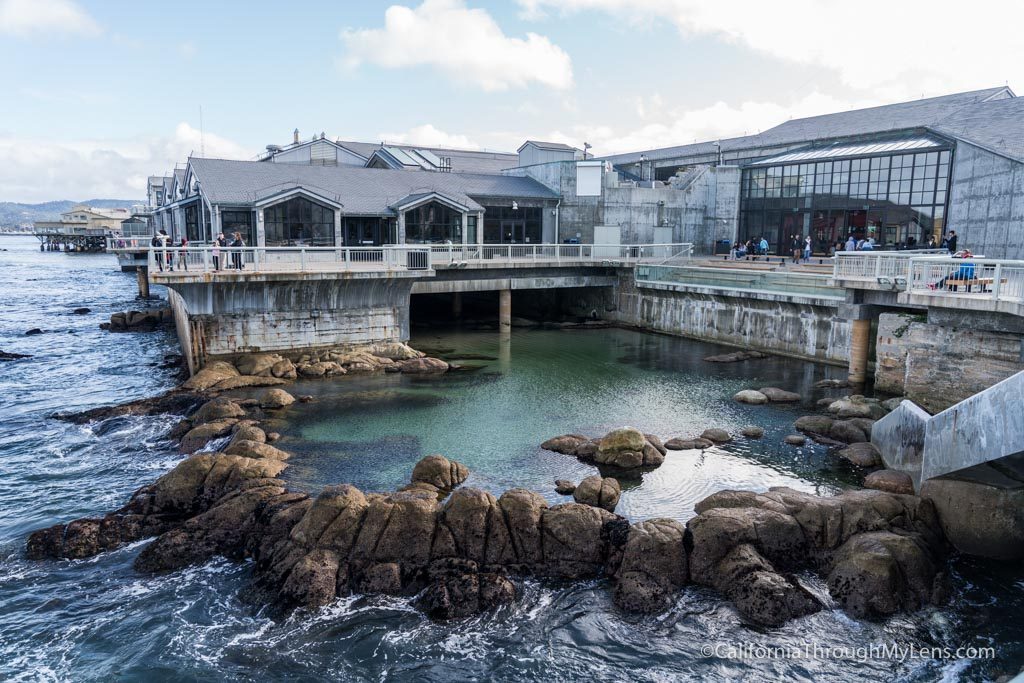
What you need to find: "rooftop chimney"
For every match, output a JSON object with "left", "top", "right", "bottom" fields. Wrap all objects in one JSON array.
[{"left": 293, "top": 128, "right": 299, "bottom": 144}]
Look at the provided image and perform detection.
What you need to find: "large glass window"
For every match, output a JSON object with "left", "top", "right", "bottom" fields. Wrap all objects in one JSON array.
[
  {"left": 481, "top": 205, "right": 542, "bottom": 244},
  {"left": 344, "top": 216, "right": 392, "bottom": 246},
  {"left": 264, "top": 196, "right": 335, "bottom": 246},
  {"left": 739, "top": 144, "right": 952, "bottom": 253},
  {"left": 404, "top": 201, "right": 463, "bottom": 244},
  {"left": 184, "top": 202, "right": 202, "bottom": 242},
  {"left": 221, "top": 209, "right": 254, "bottom": 244}
]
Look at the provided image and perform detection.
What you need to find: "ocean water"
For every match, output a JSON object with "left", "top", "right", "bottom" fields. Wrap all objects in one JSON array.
[{"left": 0, "top": 234, "right": 1021, "bottom": 682}]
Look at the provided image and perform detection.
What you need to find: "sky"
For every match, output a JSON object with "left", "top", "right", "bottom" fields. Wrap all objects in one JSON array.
[{"left": 0, "top": 0, "right": 1021, "bottom": 203}]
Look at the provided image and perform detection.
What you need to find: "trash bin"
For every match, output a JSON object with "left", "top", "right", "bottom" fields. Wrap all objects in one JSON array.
[{"left": 714, "top": 239, "right": 732, "bottom": 255}]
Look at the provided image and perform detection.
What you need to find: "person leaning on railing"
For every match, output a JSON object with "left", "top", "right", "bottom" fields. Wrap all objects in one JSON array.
[{"left": 928, "top": 250, "right": 975, "bottom": 291}]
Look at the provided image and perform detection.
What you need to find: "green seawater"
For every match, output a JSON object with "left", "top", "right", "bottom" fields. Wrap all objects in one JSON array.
[{"left": 275, "top": 326, "right": 854, "bottom": 520}]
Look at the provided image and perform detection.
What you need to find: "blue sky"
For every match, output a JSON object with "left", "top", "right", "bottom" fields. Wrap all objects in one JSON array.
[{"left": 0, "top": 0, "right": 1019, "bottom": 202}]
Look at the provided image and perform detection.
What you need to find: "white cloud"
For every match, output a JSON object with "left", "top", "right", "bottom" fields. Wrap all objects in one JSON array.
[
  {"left": 0, "top": 0, "right": 100, "bottom": 37},
  {"left": 517, "top": 0, "right": 1021, "bottom": 94},
  {"left": 378, "top": 123, "right": 479, "bottom": 149},
  {"left": 0, "top": 123, "right": 253, "bottom": 203},
  {"left": 521, "top": 91, "right": 876, "bottom": 156},
  {"left": 342, "top": 0, "right": 573, "bottom": 91}
]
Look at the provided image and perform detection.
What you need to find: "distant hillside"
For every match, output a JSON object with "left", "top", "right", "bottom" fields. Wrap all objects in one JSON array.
[{"left": 0, "top": 199, "right": 142, "bottom": 229}]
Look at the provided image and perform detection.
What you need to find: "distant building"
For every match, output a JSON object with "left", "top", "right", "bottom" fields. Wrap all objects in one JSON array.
[{"left": 34, "top": 205, "right": 131, "bottom": 236}]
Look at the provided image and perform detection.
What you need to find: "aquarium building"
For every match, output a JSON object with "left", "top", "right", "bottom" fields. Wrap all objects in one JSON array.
[{"left": 149, "top": 86, "right": 1024, "bottom": 258}]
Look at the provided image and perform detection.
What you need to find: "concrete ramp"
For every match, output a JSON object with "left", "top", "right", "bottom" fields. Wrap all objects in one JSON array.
[
  {"left": 872, "top": 370, "right": 1024, "bottom": 489},
  {"left": 921, "top": 369, "right": 1024, "bottom": 488},
  {"left": 871, "top": 400, "right": 930, "bottom": 491}
]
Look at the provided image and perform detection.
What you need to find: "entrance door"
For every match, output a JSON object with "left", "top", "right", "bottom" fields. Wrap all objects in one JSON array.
[{"left": 501, "top": 220, "right": 527, "bottom": 243}]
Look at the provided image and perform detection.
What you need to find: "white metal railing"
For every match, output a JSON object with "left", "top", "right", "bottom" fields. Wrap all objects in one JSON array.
[
  {"left": 833, "top": 249, "right": 950, "bottom": 282},
  {"left": 146, "top": 243, "right": 693, "bottom": 276},
  {"left": 147, "top": 245, "right": 433, "bottom": 274},
  {"left": 907, "top": 257, "right": 1024, "bottom": 303},
  {"left": 422, "top": 242, "right": 692, "bottom": 265}
]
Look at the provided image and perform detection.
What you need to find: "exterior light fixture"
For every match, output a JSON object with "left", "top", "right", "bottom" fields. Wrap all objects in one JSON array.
[
  {"left": 894, "top": 277, "right": 908, "bottom": 287},
  {"left": 512, "top": 201, "right": 518, "bottom": 211},
  {"left": 876, "top": 277, "right": 892, "bottom": 285},
  {"left": 310, "top": 309, "right": 321, "bottom": 319}
]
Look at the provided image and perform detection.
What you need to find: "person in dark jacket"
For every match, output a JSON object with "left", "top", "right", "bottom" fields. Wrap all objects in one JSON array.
[
  {"left": 231, "top": 232, "right": 245, "bottom": 270},
  {"left": 946, "top": 230, "right": 958, "bottom": 253}
]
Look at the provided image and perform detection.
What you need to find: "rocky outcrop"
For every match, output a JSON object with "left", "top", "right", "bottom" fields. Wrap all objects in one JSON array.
[
  {"left": 259, "top": 388, "right": 295, "bottom": 409},
  {"left": 827, "top": 395, "right": 889, "bottom": 420},
  {"left": 400, "top": 454, "right": 469, "bottom": 497},
  {"left": 573, "top": 476, "right": 621, "bottom": 512},
  {"left": 554, "top": 479, "right": 576, "bottom": 495},
  {"left": 397, "top": 357, "right": 449, "bottom": 374},
  {"left": 101, "top": 308, "right": 172, "bottom": 332},
  {"left": 26, "top": 455, "right": 949, "bottom": 627},
  {"left": 758, "top": 387, "right": 801, "bottom": 403},
  {"left": 838, "top": 442, "right": 882, "bottom": 467},
  {"left": 0, "top": 350, "right": 31, "bottom": 361},
  {"left": 740, "top": 426, "right": 764, "bottom": 439},
  {"left": 700, "top": 428, "right": 731, "bottom": 444},
  {"left": 864, "top": 469, "right": 914, "bottom": 495},
  {"left": 920, "top": 479, "right": 1024, "bottom": 561},
  {"left": 664, "top": 437, "right": 713, "bottom": 450},
  {"left": 541, "top": 428, "right": 665, "bottom": 470},
  {"left": 689, "top": 487, "right": 947, "bottom": 623},
  {"left": 733, "top": 390, "right": 768, "bottom": 405}
]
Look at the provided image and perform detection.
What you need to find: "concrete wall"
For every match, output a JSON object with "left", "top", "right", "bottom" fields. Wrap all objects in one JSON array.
[
  {"left": 167, "top": 274, "right": 418, "bottom": 371},
  {"left": 509, "top": 162, "right": 740, "bottom": 252},
  {"left": 563, "top": 270, "right": 851, "bottom": 364},
  {"left": 948, "top": 141, "right": 1024, "bottom": 260},
  {"left": 874, "top": 311, "right": 1024, "bottom": 411},
  {"left": 871, "top": 400, "right": 930, "bottom": 491}
]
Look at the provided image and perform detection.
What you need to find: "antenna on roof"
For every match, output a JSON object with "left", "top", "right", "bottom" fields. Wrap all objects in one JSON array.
[{"left": 199, "top": 106, "right": 205, "bottom": 157}]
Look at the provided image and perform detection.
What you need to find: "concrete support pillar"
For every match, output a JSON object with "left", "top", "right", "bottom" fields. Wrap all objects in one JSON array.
[
  {"left": 452, "top": 292, "right": 462, "bottom": 319},
  {"left": 848, "top": 318, "right": 871, "bottom": 385},
  {"left": 136, "top": 265, "right": 150, "bottom": 299},
  {"left": 499, "top": 289, "right": 511, "bottom": 332}
]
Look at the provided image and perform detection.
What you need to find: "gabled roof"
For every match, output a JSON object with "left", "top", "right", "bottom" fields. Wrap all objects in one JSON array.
[
  {"left": 518, "top": 140, "right": 578, "bottom": 153},
  {"left": 187, "top": 158, "right": 557, "bottom": 216}
]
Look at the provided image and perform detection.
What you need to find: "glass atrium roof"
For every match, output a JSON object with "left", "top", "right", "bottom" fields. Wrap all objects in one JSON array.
[{"left": 750, "top": 136, "right": 947, "bottom": 166}]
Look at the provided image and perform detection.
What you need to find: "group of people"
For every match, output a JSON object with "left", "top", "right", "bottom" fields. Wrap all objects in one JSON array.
[
  {"left": 731, "top": 235, "right": 813, "bottom": 262},
  {"left": 149, "top": 230, "right": 246, "bottom": 271}
]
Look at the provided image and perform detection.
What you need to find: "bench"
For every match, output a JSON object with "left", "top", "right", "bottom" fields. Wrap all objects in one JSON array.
[{"left": 942, "top": 277, "right": 1005, "bottom": 293}]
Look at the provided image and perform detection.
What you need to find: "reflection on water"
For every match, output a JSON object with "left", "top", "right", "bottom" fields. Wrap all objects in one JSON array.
[{"left": 0, "top": 236, "right": 1021, "bottom": 682}]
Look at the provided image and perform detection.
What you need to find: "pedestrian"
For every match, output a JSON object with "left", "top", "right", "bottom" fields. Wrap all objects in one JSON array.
[
  {"left": 929, "top": 250, "right": 975, "bottom": 290},
  {"left": 947, "top": 230, "right": 958, "bottom": 253},
  {"left": 150, "top": 232, "right": 164, "bottom": 272},
  {"left": 178, "top": 236, "right": 189, "bottom": 271},
  {"left": 845, "top": 234, "right": 857, "bottom": 252},
  {"left": 231, "top": 231, "right": 245, "bottom": 270},
  {"left": 788, "top": 234, "right": 799, "bottom": 264},
  {"left": 758, "top": 236, "right": 769, "bottom": 256},
  {"left": 803, "top": 235, "right": 812, "bottom": 262},
  {"left": 212, "top": 232, "right": 224, "bottom": 271},
  {"left": 926, "top": 236, "right": 936, "bottom": 249}
]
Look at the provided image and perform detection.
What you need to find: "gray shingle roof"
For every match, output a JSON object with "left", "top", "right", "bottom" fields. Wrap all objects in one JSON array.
[
  {"left": 189, "top": 158, "right": 557, "bottom": 215},
  {"left": 601, "top": 87, "right": 1015, "bottom": 165},
  {"left": 931, "top": 95, "right": 1024, "bottom": 162}
]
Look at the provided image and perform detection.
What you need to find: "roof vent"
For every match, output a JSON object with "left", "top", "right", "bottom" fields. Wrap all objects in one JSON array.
[{"left": 293, "top": 128, "right": 299, "bottom": 144}]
